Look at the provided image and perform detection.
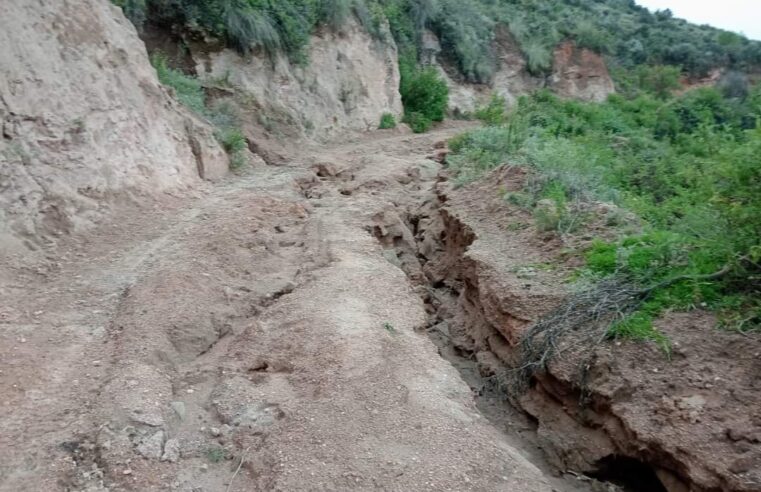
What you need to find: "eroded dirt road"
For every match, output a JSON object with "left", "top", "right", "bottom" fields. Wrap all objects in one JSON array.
[{"left": 1, "top": 126, "right": 587, "bottom": 491}]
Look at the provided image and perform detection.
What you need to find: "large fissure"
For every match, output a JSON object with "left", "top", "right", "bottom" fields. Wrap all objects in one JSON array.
[{"left": 368, "top": 175, "right": 681, "bottom": 492}]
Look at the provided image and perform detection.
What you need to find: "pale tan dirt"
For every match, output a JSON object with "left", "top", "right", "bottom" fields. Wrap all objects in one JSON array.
[
  {"left": 0, "top": 125, "right": 586, "bottom": 491},
  {"left": 0, "top": 0, "right": 228, "bottom": 255}
]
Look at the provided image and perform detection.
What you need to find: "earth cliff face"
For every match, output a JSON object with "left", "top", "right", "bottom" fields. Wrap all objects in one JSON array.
[
  {"left": 550, "top": 41, "right": 616, "bottom": 103},
  {"left": 0, "top": 0, "right": 227, "bottom": 254},
  {"left": 192, "top": 20, "right": 403, "bottom": 142},
  {"left": 430, "top": 31, "right": 615, "bottom": 114}
]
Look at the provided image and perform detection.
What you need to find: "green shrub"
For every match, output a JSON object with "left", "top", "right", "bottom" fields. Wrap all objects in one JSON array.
[
  {"left": 522, "top": 40, "right": 554, "bottom": 75},
  {"left": 379, "top": 112, "right": 397, "bottom": 129},
  {"left": 320, "top": 0, "right": 352, "bottom": 30},
  {"left": 586, "top": 241, "right": 618, "bottom": 275},
  {"left": 216, "top": 127, "right": 247, "bottom": 154},
  {"left": 403, "top": 111, "right": 432, "bottom": 133},
  {"left": 474, "top": 95, "right": 507, "bottom": 126},
  {"left": 400, "top": 66, "right": 449, "bottom": 125},
  {"left": 205, "top": 447, "right": 226, "bottom": 463}
]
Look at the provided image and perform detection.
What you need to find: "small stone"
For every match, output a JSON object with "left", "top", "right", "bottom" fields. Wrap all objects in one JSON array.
[
  {"left": 161, "top": 439, "right": 180, "bottom": 463},
  {"left": 170, "top": 401, "right": 186, "bottom": 421},
  {"left": 200, "top": 463, "right": 209, "bottom": 471},
  {"left": 123, "top": 469, "right": 133, "bottom": 475},
  {"left": 136, "top": 430, "right": 165, "bottom": 460},
  {"left": 210, "top": 427, "right": 221, "bottom": 437},
  {"left": 186, "top": 388, "right": 194, "bottom": 394}
]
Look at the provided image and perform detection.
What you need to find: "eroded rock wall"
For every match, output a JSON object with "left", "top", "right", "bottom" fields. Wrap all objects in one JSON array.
[
  {"left": 0, "top": 0, "right": 227, "bottom": 252},
  {"left": 430, "top": 29, "right": 615, "bottom": 113},
  {"left": 193, "top": 20, "right": 403, "bottom": 142},
  {"left": 549, "top": 41, "right": 616, "bottom": 102}
]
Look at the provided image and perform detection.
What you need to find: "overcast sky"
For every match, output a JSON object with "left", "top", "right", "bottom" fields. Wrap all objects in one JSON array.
[{"left": 636, "top": 0, "right": 761, "bottom": 40}]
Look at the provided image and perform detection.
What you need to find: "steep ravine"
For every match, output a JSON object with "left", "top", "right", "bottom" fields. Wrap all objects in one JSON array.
[{"left": 371, "top": 162, "right": 761, "bottom": 492}]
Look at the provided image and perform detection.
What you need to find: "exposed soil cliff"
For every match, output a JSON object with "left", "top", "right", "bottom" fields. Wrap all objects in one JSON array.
[
  {"left": 549, "top": 41, "right": 617, "bottom": 103},
  {"left": 403, "top": 165, "right": 761, "bottom": 492},
  {"left": 0, "top": 0, "right": 228, "bottom": 255},
  {"left": 430, "top": 29, "right": 615, "bottom": 113},
  {"left": 190, "top": 20, "right": 403, "bottom": 143}
]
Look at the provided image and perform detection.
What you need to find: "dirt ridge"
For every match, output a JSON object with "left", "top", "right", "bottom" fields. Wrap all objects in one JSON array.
[{"left": 396, "top": 165, "right": 761, "bottom": 492}]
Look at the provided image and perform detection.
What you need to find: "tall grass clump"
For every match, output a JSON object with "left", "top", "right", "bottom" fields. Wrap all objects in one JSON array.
[
  {"left": 222, "top": 0, "right": 281, "bottom": 56},
  {"left": 151, "top": 54, "right": 206, "bottom": 113}
]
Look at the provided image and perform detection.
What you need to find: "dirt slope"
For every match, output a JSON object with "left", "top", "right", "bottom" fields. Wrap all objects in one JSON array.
[
  {"left": 0, "top": 0, "right": 227, "bottom": 256},
  {"left": 0, "top": 126, "right": 585, "bottom": 491},
  {"left": 408, "top": 166, "right": 761, "bottom": 492}
]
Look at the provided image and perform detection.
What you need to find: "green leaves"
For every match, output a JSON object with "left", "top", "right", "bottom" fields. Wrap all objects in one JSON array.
[{"left": 400, "top": 67, "right": 448, "bottom": 133}]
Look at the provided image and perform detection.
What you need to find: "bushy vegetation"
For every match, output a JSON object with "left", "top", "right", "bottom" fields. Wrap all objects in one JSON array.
[
  {"left": 120, "top": 0, "right": 375, "bottom": 63},
  {"left": 114, "top": 0, "right": 761, "bottom": 136},
  {"left": 399, "top": 62, "right": 448, "bottom": 133},
  {"left": 378, "top": 112, "right": 397, "bottom": 129},
  {"left": 117, "top": 0, "right": 761, "bottom": 84},
  {"left": 151, "top": 54, "right": 248, "bottom": 168},
  {"left": 448, "top": 82, "right": 761, "bottom": 339},
  {"left": 379, "top": 0, "right": 761, "bottom": 82}
]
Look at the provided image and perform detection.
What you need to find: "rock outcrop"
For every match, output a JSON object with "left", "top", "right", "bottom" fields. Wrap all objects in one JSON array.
[
  {"left": 0, "top": 0, "right": 228, "bottom": 253},
  {"left": 192, "top": 20, "right": 403, "bottom": 142},
  {"left": 549, "top": 41, "right": 616, "bottom": 102},
  {"left": 491, "top": 26, "right": 545, "bottom": 106},
  {"left": 431, "top": 30, "right": 614, "bottom": 114}
]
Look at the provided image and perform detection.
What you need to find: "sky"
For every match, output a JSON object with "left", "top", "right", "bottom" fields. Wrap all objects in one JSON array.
[{"left": 635, "top": 0, "right": 761, "bottom": 40}]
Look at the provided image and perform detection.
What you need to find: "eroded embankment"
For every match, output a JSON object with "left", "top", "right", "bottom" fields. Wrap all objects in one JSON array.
[{"left": 373, "top": 163, "right": 761, "bottom": 492}]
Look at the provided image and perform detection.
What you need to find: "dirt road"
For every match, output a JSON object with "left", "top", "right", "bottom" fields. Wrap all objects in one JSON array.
[{"left": 0, "top": 126, "right": 586, "bottom": 491}]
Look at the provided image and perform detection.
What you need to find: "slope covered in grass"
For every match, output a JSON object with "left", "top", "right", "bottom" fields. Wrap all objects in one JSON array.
[{"left": 448, "top": 82, "right": 761, "bottom": 340}]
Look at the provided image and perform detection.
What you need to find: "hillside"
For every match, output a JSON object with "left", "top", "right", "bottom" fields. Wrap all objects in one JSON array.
[
  {"left": 1, "top": 1, "right": 760, "bottom": 492},
  {"left": 119, "top": 0, "right": 761, "bottom": 81},
  {"left": 114, "top": 0, "right": 761, "bottom": 131}
]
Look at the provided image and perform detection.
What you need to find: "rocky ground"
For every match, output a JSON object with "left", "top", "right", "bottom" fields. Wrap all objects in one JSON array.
[{"left": 1, "top": 125, "right": 595, "bottom": 492}]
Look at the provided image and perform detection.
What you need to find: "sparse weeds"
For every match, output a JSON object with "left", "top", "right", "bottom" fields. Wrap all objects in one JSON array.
[
  {"left": 151, "top": 55, "right": 249, "bottom": 170},
  {"left": 382, "top": 322, "right": 397, "bottom": 334},
  {"left": 379, "top": 112, "right": 397, "bottom": 129},
  {"left": 205, "top": 447, "right": 226, "bottom": 463}
]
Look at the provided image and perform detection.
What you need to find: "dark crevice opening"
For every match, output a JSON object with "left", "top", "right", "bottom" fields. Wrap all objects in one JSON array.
[{"left": 588, "top": 456, "right": 668, "bottom": 492}]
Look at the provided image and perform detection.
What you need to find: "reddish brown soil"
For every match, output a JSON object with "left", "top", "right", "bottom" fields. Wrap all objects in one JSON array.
[{"left": 410, "top": 164, "right": 761, "bottom": 492}]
